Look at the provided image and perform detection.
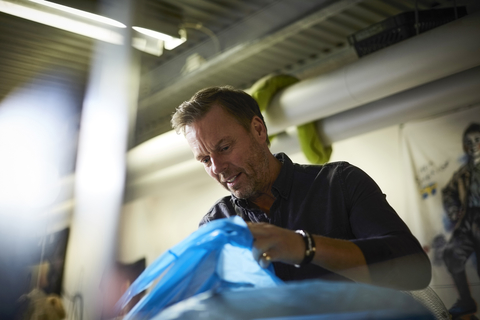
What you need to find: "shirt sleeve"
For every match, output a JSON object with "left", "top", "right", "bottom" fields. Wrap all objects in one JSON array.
[{"left": 341, "top": 163, "right": 431, "bottom": 290}]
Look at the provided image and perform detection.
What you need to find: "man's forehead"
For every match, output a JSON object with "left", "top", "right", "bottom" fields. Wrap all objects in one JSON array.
[
  {"left": 185, "top": 122, "right": 233, "bottom": 154},
  {"left": 184, "top": 125, "right": 200, "bottom": 150}
]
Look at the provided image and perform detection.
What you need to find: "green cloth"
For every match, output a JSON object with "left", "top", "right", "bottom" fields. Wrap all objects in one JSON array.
[{"left": 248, "top": 74, "right": 332, "bottom": 164}]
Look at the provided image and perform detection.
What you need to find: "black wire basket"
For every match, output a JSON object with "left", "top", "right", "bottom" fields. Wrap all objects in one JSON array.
[{"left": 348, "top": 6, "right": 468, "bottom": 57}]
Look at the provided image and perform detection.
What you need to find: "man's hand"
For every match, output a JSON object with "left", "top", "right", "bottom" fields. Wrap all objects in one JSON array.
[
  {"left": 247, "top": 222, "right": 372, "bottom": 285},
  {"left": 247, "top": 222, "right": 305, "bottom": 268}
]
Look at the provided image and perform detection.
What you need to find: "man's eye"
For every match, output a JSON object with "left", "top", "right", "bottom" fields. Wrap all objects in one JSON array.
[
  {"left": 221, "top": 146, "right": 229, "bottom": 152},
  {"left": 201, "top": 157, "right": 210, "bottom": 164}
]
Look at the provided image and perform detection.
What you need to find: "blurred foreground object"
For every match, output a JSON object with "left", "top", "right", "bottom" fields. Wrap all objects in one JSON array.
[
  {"left": 100, "top": 259, "right": 146, "bottom": 319},
  {"left": 16, "top": 288, "right": 66, "bottom": 320},
  {"left": 152, "top": 279, "right": 437, "bottom": 320},
  {"left": 61, "top": 0, "right": 139, "bottom": 318},
  {"left": 0, "top": 69, "right": 81, "bottom": 319}
]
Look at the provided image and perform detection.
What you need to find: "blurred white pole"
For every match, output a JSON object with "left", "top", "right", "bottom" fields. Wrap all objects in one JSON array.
[{"left": 62, "top": 0, "right": 138, "bottom": 319}]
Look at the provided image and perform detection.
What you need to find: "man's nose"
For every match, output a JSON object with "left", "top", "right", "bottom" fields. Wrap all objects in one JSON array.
[{"left": 211, "top": 156, "right": 226, "bottom": 175}]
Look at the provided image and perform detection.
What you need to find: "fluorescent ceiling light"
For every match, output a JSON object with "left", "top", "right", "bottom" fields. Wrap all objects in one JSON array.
[
  {"left": 132, "top": 36, "right": 164, "bottom": 57},
  {"left": 28, "top": 0, "right": 126, "bottom": 28},
  {"left": 0, "top": 0, "right": 125, "bottom": 44},
  {"left": 0, "top": 0, "right": 187, "bottom": 54},
  {"left": 133, "top": 26, "right": 186, "bottom": 50}
]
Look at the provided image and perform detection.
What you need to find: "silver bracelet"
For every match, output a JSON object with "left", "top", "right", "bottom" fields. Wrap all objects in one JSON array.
[{"left": 294, "top": 230, "right": 316, "bottom": 268}]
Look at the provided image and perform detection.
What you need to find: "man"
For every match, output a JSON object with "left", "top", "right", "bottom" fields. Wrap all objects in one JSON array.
[
  {"left": 171, "top": 85, "right": 431, "bottom": 290},
  {"left": 442, "top": 123, "right": 480, "bottom": 318}
]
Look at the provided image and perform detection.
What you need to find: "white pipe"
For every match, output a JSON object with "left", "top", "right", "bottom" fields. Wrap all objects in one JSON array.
[
  {"left": 319, "top": 65, "right": 480, "bottom": 144},
  {"left": 127, "top": 130, "right": 191, "bottom": 180},
  {"left": 273, "top": 65, "right": 480, "bottom": 152},
  {"left": 264, "top": 10, "right": 480, "bottom": 135}
]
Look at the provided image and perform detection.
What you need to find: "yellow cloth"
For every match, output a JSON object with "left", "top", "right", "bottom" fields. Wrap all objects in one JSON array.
[
  {"left": 19, "top": 288, "right": 66, "bottom": 320},
  {"left": 248, "top": 74, "right": 332, "bottom": 164}
]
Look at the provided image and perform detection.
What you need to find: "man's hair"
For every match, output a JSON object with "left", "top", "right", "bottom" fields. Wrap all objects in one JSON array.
[
  {"left": 462, "top": 123, "right": 480, "bottom": 159},
  {"left": 171, "top": 85, "right": 270, "bottom": 145},
  {"left": 463, "top": 123, "right": 480, "bottom": 138}
]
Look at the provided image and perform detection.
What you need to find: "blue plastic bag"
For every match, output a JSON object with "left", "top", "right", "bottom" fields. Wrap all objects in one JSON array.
[{"left": 116, "top": 216, "right": 283, "bottom": 320}]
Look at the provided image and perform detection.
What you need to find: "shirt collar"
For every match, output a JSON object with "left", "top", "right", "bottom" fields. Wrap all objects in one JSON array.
[{"left": 271, "top": 152, "right": 293, "bottom": 200}]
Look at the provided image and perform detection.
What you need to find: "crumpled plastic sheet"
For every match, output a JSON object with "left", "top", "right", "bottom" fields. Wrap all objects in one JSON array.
[{"left": 115, "top": 216, "right": 283, "bottom": 320}]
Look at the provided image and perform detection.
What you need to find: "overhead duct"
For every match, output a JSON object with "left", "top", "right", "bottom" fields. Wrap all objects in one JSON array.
[
  {"left": 126, "top": 10, "right": 480, "bottom": 190},
  {"left": 273, "top": 65, "right": 480, "bottom": 155},
  {"left": 264, "top": 10, "right": 480, "bottom": 135},
  {"left": 318, "top": 66, "right": 480, "bottom": 144}
]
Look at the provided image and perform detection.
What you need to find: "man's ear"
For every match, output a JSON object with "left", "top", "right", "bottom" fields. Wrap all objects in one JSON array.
[{"left": 251, "top": 116, "right": 267, "bottom": 142}]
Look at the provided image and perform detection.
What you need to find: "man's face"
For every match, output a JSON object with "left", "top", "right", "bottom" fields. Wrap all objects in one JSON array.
[
  {"left": 185, "top": 104, "right": 270, "bottom": 200},
  {"left": 464, "top": 131, "right": 480, "bottom": 162}
]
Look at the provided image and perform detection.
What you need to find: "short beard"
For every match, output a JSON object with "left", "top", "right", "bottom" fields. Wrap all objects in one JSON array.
[{"left": 231, "top": 136, "right": 270, "bottom": 201}]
